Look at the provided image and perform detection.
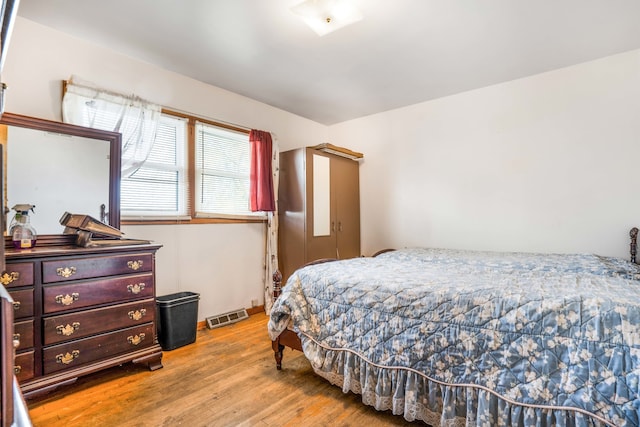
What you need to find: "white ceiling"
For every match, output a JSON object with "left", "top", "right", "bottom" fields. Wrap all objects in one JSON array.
[{"left": 16, "top": 0, "right": 640, "bottom": 125}]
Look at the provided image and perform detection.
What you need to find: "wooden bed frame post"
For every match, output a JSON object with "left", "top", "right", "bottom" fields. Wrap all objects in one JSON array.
[
  {"left": 272, "top": 269, "right": 283, "bottom": 300},
  {"left": 271, "top": 265, "right": 303, "bottom": 369},
  {"left": 630, "top": 227, "right": 638, "bottom": 264},
  {"left": 271, "top": 269, "right": 285, "bottom": 370}
]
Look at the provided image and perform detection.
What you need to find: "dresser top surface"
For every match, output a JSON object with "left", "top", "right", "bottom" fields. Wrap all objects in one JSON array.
[{"left": 5, "top": 243, "right": 163, "bottom": 260}]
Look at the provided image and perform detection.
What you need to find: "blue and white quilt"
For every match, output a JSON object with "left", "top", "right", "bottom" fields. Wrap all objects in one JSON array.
[{"left": 268, "top": 248, "right": 640, "bottom": 426}]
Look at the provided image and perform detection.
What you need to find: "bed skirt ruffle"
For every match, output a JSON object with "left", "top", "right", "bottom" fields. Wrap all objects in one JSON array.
[{"left": 300, "top": 336, "right": 612, "bottom": 427}]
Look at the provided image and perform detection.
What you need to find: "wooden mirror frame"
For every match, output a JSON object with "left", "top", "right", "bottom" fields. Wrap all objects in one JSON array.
[{"left": 1, "top": 112, "right": 121, "bottom": 246}]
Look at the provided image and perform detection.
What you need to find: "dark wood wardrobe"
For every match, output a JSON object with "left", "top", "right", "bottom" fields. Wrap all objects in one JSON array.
[{"left": 278, "top": 147, "right": 361, "bottom": 284}]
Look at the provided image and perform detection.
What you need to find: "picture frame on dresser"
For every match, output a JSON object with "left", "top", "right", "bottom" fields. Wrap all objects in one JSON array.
[{"left": 0, "top": 112, "right": 164, "bottom": 399}]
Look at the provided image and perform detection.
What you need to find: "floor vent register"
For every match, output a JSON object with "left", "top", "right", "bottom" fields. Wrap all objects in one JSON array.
[{"left": 206, "top": 308, "right": 249, "bottom": 329}]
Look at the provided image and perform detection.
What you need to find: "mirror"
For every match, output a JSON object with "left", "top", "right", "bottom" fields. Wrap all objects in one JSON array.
[
  {"left": 312, "top": 154, "right": 331, "bottom": 237},
  {"left": 0, "top": 112, "right": 121, "bottom": 239}
]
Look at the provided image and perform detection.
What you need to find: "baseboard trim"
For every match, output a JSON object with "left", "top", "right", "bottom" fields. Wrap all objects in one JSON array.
[
  {"left": 246, "top": 305, "right": 265, "bottom": 316},
  {"left": 197, "top": 305, "right": 265, "bottom": 330}
]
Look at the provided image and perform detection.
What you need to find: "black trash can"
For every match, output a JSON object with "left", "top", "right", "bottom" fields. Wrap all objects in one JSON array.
[{"left": 156, "top": 291, "right": 200, "bottom": 351}]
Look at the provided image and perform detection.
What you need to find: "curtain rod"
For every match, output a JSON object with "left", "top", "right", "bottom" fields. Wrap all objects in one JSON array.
[
  {"left": 63, "top": 79, "right": 156, "bottom": 105},
  {"left": 64, "top": 79, "right": 273, "bottom": 137}
]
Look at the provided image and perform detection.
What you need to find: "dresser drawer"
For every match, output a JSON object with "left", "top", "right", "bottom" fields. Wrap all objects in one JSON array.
[
  {"left": 1, "top": 262, "right": 34, "bottom": 288},
  {"left": 43, "top": 323, "right": 155, "bottom": 374},
  {"left": 8, "top": 289, "right": 34, "bottom": 319},
  {"left": 43, "top": 273, "right": 154, "bottom": 314},
  {"left": 42, "top": 253, "right": 154, "bottom": 283},
  {"left": 15, "top": 351, "right": 35, "bottom": 383},
  {"left": 43, "top": 299, "right": 156, "bottom": 345},
  {"left": 14, "top": 320, "right": 34, "bottom": 350}
]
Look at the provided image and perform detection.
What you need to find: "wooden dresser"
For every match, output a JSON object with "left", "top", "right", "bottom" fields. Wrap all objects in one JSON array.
[
  {"left": 0, "top": 286, "right": 16, "bottom": 426},
  {"left": 3, "top": 243, "right": 163, "bottom": 398}
]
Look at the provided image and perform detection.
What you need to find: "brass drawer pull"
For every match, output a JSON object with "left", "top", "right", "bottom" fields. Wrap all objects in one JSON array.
[
  {"left": 56, "top": 350, "right": 80, "bottom": 365},
  {"left": 127, "top": 260, "right": 144, "bottom": 271},
  {"left": 12, "top": 336, "right": 20, "bottom": 349},
  {"left": 0, "top": 271, "right": 19, "bottom": 285},
  {"left": 128, "top": 309, "right": 147, "bottom": 321},
  {"left": 56, "top": 266, "right": 77, "bottom": 278},
  {"left": 14, "top": 365, "right": 22, "bottom": 375},
  {"left": 56, "top": 322, "right": 81, "bottom": 336},
  {"left": 55, "top": 293, "right": 80, "bottom": 306},
  {"left": 127, "top": 283, "right": 146, "bottom": 294},
  {"left": 127, "top": 333, "right": 146, "bottom": 346},
  {"left": 12, "top": 301, "right": 21, "bottom": 310}
]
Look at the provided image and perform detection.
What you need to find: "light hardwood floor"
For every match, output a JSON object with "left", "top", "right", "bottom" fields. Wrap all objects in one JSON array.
[{"left": 26, "top": 313, "right": 420, "bottom": 426}]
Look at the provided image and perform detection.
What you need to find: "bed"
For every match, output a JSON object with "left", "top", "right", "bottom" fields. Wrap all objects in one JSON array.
[{"left": 268, "top": 229, "right": 640, "bottom": 426}]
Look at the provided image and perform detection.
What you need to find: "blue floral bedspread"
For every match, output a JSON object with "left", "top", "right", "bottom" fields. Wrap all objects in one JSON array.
[{"left": 268, "top": 248, "right": 640, "bottom": 426}]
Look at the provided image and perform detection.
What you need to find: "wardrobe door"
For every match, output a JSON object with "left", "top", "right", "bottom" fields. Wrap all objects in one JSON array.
[
  {"left": 306, "top": 151, "right": 337, "bottom": 261},
  {"left": 332, "top": 156, "right": 360, "bottom": 260},
  {"left": 278, "top": 149, "right": 306, "bottom": 283}
]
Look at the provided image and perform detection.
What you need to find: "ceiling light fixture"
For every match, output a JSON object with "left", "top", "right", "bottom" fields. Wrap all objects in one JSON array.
[{"left": 291, "top": 0, "right": 362, "bottom": 37}]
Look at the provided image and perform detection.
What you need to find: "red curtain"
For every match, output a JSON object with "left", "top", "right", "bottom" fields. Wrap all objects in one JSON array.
[{"left": 249, "top": 129, "right": 275, "bottom": 212}]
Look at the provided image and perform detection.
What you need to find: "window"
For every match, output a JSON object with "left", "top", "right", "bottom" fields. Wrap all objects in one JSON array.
[
  {"left": 63, "top": 80, "right": 263, "bottom": 222},
  {"left": 121, "top": 114, "right": 188, "bottom": 218},
  {"left": 122, "top": 112, "right": 263, "bottom": 222},
  {"left": 194, "top": 121, "right": 259, "bottom": 218}
]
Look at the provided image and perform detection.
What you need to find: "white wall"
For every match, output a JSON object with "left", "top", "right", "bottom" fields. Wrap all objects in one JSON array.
[
  {"left": 3, "top": 17, "right": 328, "bottom": 321},
  {"left": 330, "top": 49, "right": 640, "bottom": 260},
  {"left": 119, "top": 223, "right": 266, "bottom": 320}
]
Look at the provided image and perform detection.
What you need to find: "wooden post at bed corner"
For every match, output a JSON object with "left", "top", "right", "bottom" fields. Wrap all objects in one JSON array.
[
  {"left": 271, "top": 269, "right": 285, "bottom": 370},
  {"left": 271, "top": 268, "right": 305, "bottom": 370},
  {"left": 630, "top": 227, "right": 638, "bottom": 264},
  {"left": 272, "top": 339, "right": 285, "bottom": 370},
  {"left": 272, "top": 269, "right": 282, "bottom": 299}
]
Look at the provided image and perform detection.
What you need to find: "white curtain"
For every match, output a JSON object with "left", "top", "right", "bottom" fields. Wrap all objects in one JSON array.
[
  {"left": 264, "top": 138, "right": 279, "bottom": 313},
  {"left": 62, "top": 76, "right": 161, "bottom": 177}
]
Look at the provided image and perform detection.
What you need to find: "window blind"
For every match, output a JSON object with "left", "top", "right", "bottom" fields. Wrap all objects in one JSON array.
[
  {"left": 195, "top": 122, "right": 257, "bottom": 216},
  {"left": 121, "top": 114, "right": 187, "bottom": 216}
]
